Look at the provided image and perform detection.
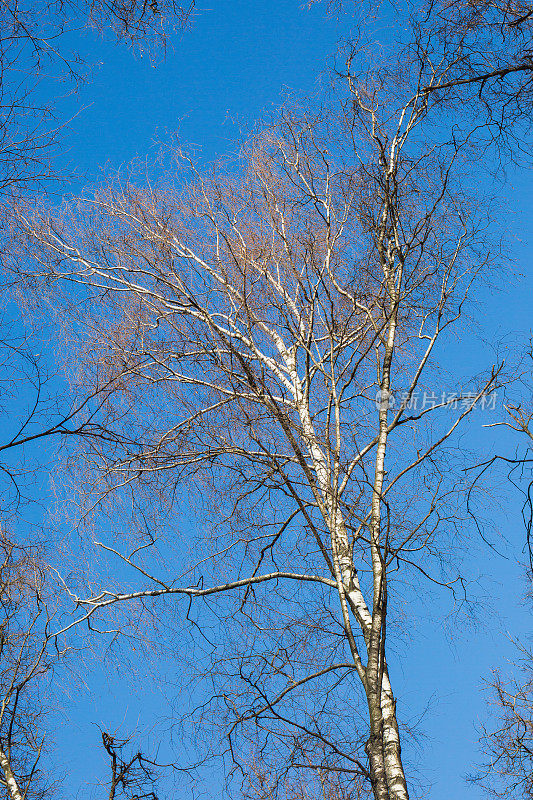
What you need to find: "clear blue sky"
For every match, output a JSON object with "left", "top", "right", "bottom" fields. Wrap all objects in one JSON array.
[{"left": 20, "top": 2, "right": 533, "bottom": 797}]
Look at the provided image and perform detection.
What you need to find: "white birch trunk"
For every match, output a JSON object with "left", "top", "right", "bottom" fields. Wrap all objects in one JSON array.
[
  {"left": 364, "top": 258, "right": 410, "bottom": 800},
  {"left": 292, "top": 374, "right": 408, "bottom": 800},
  {"left": 0, "top": 747, "right": 23, "bottom": 800}
]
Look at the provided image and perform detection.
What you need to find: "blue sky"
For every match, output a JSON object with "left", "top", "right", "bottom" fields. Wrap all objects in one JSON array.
[
  {"left": 56, "top": 0, "right": 348, "bottom": 189},
  {"left": 13, "top": 1, "right": 533, "bottom": 798}
]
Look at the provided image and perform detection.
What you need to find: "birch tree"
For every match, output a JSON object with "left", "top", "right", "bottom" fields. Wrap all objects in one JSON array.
[
  {"left": 475, "top": 649, "right": 533, "bottom": 800},
  {"left": 0, "top": 531, "right": 60, "bottom": 800},
  {"left": 14, "top": 57, "right": 503, "bottom": 800}
]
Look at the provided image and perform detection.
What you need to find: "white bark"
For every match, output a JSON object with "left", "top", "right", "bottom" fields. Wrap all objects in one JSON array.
[{"left": 0, "top": 747, "right": 23, "bottom": 800}]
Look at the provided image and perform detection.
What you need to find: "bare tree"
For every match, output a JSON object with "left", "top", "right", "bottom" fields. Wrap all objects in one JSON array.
[
  {"left": 100, "top": 732, "right": 162, "bottom": 800},
  {"left": 0, "top": 529, "right": 62, "bottom": 800},
  {"left": 10, "top": 40, "right": 508, "bottom": 800},
  {"left": 472, "top": 644, "right": 533, "bottom": 799}
]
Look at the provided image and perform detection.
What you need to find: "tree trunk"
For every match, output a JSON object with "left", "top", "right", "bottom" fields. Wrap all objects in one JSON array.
[{"left": 0, "top": 746, "right": 23, "bottom": 800}]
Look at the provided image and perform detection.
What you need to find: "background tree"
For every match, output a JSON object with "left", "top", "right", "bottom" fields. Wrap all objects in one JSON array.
[
  {"left": 473, "top": 645, "right": 533, "bottom": 799},
  {"left": 100, "top": 731, "right": 162, "bottom": 800},
  {"left": 321, "top": 0, "right": 533, "bottom": 127},
  {"left": 0, "top": 0, "right": 194, "bottom": 202},
  {"left": 0, "top": 530, "right": 61, "bottom": 800}
]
